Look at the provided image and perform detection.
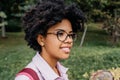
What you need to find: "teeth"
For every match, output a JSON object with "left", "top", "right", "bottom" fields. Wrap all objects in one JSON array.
[{"left": 61, "top": 48, "right": 70, "bottom": 53}]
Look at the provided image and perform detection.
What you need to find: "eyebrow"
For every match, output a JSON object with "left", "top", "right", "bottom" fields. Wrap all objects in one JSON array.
[{"left": 55, "top": 29, "right": 73, "bottom": 33}]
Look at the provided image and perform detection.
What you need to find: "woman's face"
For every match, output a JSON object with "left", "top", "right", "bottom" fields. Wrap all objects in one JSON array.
[{"left": 39, "top": 19, "right": 74, "bottom": 61}]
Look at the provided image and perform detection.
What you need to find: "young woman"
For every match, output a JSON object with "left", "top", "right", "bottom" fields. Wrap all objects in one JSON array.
[{"left": 15, "top": 0, "right": 85, "bottom": 80}]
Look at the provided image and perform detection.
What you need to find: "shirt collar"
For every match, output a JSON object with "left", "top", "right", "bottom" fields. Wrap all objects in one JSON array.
[{"left": 32, "top": 52, "right": 68, "bottom": 80}]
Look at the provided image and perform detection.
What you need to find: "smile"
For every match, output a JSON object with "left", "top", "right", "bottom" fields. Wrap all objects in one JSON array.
[{"left": 61, "top": 47, "right": 71, "bottom": 53}]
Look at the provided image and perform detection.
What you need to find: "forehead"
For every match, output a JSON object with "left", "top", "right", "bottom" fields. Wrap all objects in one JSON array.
[{"left": 48, "top": 19, "right": 72, "bottom": 32}]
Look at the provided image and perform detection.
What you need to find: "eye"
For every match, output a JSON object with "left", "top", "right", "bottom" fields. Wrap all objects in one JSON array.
[
  {"left": 56, "top": 30, "right": 65, "bottom": 37},
  {"left": 69, "top": 33, "right": 76, "bottom": 39}
]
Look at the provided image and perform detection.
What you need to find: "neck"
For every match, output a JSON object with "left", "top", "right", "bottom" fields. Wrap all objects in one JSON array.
[{"left": 40, "top": 52, "right": 60, "bottom": 76}]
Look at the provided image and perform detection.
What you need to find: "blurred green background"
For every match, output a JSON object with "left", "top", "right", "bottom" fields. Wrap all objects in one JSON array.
[{"left": 0, "top": 0, "right": 120, "bottom": 80}]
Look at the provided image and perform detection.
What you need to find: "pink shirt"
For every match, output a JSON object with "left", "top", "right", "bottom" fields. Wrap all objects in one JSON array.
[{"left": 15, "top": 52, "right": 69, "bottom": 80}]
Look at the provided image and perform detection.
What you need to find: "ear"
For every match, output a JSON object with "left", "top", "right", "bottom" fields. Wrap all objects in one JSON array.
[{"left": 37, "top": 34, "right": 45, "bottom": 46}]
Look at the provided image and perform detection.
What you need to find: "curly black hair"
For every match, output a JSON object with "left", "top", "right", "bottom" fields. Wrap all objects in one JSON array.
[{"left": 23, "top": 0, "right": 86, "bottom": 51}]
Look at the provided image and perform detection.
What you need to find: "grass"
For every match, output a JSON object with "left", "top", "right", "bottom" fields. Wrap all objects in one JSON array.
[
  {"left": 0, "top": 32, "right": 35, "bottom": 80},
  {"left": 0, "top": 23, "right": 120, "bottom": 80}
]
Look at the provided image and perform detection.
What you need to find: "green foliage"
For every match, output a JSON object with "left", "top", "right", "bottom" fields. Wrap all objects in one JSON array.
[
  {"left": 0, "top": 0, "right": 23, "bottom": 19},
  {"left": 0, "top": 0, "right": 36, "bottom": 19},
  {"left": 65, "top": 0, "right": 119, "bottom": 22},
  {"left": 91, "top": 9, "right": 111, "bottom": 22},
  {"left": 0, "top": 23, "right": 120, "bottom": 80},
  {"left": 6, "top": 19, "right": 22, "bottom": 32},
  {"left": 0, "top": 11, "right": 7, "bottom": 18},
  {"left": 0, "top": 22, "right": 8, "bottom": 27},
  {"left": 65, "top": 47, "right": 120, "bottom": 80},
  {"left": 0, "top": 0, "right": 119, "bottom": 25},
  {"left": 0, "top": 32, "right": 34, "bottom": 80},
  {"left": 0, "top": 11, "right": 8, "bottom": 26}
]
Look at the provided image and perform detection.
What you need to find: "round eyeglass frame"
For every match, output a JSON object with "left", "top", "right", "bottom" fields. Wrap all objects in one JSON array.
[{"left": 47, "top": 30, "right": 77, "bottom": 42}]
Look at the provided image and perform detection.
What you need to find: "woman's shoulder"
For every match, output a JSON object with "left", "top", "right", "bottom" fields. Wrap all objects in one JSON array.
[
  {"left": 15, "top": 68, "right": 39, "bottom": 80},
  {"left": 15, "top": 62, "right": 40, "bottom": 80}
]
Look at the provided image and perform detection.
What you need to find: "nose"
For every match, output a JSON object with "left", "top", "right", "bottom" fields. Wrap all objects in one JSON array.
[{"left": 64, "top": 35, "right": 73, "bottom": 43}]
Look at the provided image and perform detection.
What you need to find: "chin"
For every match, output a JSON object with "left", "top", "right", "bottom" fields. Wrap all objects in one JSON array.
[{"left": 61, "top": 55, "right": 70, "bottom": 60}]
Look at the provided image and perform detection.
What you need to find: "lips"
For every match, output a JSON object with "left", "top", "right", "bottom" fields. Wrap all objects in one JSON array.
[{"left": 61, "top": 47, "right": 71, "bottom": 53}]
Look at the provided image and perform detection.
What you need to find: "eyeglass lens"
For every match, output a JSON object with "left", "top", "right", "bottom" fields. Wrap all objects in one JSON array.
[{"left": 56, "top": 30, "right": 77, "bottom": 42}]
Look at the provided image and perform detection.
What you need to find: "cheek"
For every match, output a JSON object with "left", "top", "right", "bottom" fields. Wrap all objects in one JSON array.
[
  {"left": 44, "top": 37, "right": 60, "bottom": 49},
  {"left": 44, "top": 38, "right": 61, "bottom": 56}
]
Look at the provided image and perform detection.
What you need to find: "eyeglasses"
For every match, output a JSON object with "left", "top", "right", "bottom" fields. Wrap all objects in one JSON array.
[{"left": 47, "top": 30, "right": 77, "bottom": 42}]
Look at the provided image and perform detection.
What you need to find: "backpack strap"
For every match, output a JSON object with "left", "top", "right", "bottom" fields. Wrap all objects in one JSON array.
[{"left": 17, "top": 68, "right": 39, "bottom": 80}]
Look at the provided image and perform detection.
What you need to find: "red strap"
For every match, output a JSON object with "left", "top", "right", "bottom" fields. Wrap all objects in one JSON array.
[{"left": 18, "top": 68, "right": 39, "bottom": 80}]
